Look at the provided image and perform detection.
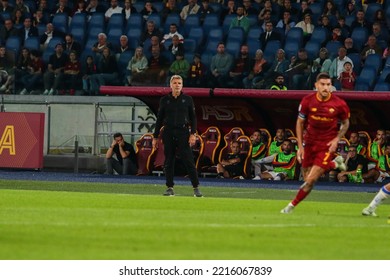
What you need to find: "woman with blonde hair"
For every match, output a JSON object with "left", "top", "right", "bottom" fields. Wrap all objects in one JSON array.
[{"left": 126, "top": 46, "right": 148, "bottom": 85}]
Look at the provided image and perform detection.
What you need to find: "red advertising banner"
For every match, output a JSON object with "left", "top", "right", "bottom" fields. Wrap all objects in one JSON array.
[{"left": 0, "top": 112, "right": 45, "bottom": 169}]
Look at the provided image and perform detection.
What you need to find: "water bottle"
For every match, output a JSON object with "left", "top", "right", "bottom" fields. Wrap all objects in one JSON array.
[{"left": 356, "top": 168, "right": 362, "bottom": 183}]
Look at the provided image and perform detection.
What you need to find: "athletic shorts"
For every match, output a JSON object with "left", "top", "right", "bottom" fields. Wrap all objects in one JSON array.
[
  {"left": 302, "top": 143, "right": 336, "bottom": 170},
  {"left": 225, "top": 165, "right": 243, "bottom": 177},
  {"left": 376, "top": 171, "right": 390, "bottom": 183}
]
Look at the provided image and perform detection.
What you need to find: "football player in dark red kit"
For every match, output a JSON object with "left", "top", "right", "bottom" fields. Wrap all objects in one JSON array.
[{"left": 281, "top": 72, "right": 350, "bottom": 213}]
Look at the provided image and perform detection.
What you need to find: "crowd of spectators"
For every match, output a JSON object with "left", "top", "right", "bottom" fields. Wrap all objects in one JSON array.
[{"left": 0, "top": 0, "right": 389, "bottom": 95}]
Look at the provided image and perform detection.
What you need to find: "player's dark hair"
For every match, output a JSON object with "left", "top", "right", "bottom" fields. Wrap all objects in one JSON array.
[
  {"left": 113, "top": 132, "right": 123, "bottom": 138},
  {"left": 316, "top": 72, "right": 331, "bottom": 81}
]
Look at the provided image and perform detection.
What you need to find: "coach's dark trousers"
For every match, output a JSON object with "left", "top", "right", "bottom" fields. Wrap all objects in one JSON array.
[{"left": 163, "top": 128, "right": 199, "bottom": 188}]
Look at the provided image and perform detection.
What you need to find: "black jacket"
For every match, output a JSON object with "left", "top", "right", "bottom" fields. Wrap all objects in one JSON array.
[{"left": 153, "top": 92, "right": 197, "bottom": 138}]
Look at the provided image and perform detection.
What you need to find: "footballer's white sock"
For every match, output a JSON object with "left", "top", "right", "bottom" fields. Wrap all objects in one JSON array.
[{"left": 368, "top": 186, "right": 390, "bottom": 210}]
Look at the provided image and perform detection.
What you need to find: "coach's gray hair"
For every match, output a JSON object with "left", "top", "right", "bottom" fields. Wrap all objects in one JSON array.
[{"left": 170, "top": 75, "right": 183, "bottom": 84}]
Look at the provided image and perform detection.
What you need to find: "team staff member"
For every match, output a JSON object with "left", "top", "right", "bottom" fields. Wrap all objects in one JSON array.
[
  {"left": 281, "top": 72, "right": 350, "bottom": 213},
  {"left": 152, "top": 75, "right": 203, "bottom": 197},
  {"left": 105, "top": 132, "right": 137, "bottom": 175}
]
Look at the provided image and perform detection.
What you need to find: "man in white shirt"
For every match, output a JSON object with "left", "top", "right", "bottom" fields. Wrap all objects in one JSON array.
[
  {"left": 105, "top": 0, "right": 123, "bottom": 21},
  {"left": 329, "top": 46, "right": 353, "bottom": 80},
  {"left": 161, "top": 23, "right": 184, "bottom": 44},
  {"left": 180, "top": 0, "right": 200, "bottom": 21}
]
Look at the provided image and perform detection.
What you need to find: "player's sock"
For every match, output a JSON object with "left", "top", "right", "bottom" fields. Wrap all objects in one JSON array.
[
  {"left": 291, "top": 183, "right": 311, "bottom": 206},
  {"left": 368, "top": 186, "right": 390, "bottom": 210}
]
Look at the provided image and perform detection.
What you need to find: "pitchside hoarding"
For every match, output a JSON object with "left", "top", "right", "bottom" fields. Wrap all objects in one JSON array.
[{"left": 0, "top": 112, "right": 45, "bottom": 169}]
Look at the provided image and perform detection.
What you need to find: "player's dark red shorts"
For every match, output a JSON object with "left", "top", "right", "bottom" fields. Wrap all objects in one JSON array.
[{"left": 302, "top": 142, "right": 336, "bottom": 170}]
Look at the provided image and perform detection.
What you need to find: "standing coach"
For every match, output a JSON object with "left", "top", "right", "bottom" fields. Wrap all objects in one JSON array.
[{"left": 152, "top": 75, "right": 203, "bottom": 197}]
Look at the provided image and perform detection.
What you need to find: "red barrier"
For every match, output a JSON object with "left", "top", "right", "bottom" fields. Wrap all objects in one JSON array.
[
  {"left": 100, "top": 86, "right": 390, "bottom": 136},
  {"left": 0, "top": 112, "right": 45, "bottom": 169}
]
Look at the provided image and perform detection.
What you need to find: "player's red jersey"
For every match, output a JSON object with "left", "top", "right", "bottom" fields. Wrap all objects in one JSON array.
[{"left": 298, "top": 92, "right": 350, "bottom": 145}]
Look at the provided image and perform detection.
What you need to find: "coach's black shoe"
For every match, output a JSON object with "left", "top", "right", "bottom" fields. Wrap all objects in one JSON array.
[
  {"left": 163, "top": 187, "right": 175, "bottom": 196},
  {"left": 193, "top": 187, "right": 203, "bottom": 197}
]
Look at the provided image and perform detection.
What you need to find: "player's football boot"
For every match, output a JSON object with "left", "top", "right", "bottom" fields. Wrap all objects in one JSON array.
[{"left": 362, "top": 206, "right": 377, "bottom": 217}]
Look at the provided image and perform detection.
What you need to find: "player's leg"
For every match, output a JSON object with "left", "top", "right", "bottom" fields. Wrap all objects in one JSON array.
[{"left": 362, "top": 183, "right": 390, "bottom": 217}]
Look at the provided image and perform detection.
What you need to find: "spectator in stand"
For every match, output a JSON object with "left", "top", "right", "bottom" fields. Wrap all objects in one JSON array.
[
  {"left": 140, "top": 20, "right": 162, "bottom": 46},
  {"left": 259, "top": 22, "right": 281, "bottom": 51},
  {"left": 0, "top": 19, "right": 18, "bottom": 43},
  {"left": 251, "top": 129, "right": 267, "bottom": 178},
  {"left": 329, "top": 26, "right": 345, "bottom": 43},
  {"left": 40, "top": 23, "right": 65, "bottom": 51},
  {"left": 208, "top": 42, "right": 234, "bottom": 88},
  {"left": 382, "top": 40, "right": 390, "bottom": 64},
  {"left": 365, "top": 129, "right": 386, "bottom": 170},
  {"left": 13, "top": 0, "right": 30, "bottom": 15},
  {"left": 166, "top": 51, "right": 190, "bottom": 85},
  {"left": 105, "top": 132, "right": 137, "bottom": 176},
  {"left": 373, "top": 9, "right": 386, "bottom": 28},
  {"left": 179, "top": 0, "right": 200, "bottom": 22},
  {"left": 18, "top": 17, "right": 39, "bottom": 44},
  {"left": 309, "top": 47, "right": 332, "bottom": 89},
  {"left": 0, "top": 45, "right": 14, "bottom": 94},
  {"left": 268, "top": 128, "right": 285, "bottom": 156},
  {"left": 336, "top": 16, "right": 351, "bottom": 38},
  {"left": 216, "top": 141, "right": 246, "bottom": 179},
  {"left": 198, "top": 0, "right": 215, "bottom": 25},
  {"left": 90, "top": 47, "right": 118, "bottom": 95},
  {"left": 12, "top": 8, "right": 25, "bottom": 26},
  {"left": 52, "top": 0, "right": 72, "bottom": 18},
  {"left": 337, "top": 145, "right": 368, "bottom": 183},
  {"left": 318, "top": 15, "right": 333, "bottom": 33},
  {"left": 114, "top": 35, "right": 131, "bottom": 60},
  {"left": 37, "top": 0, "right": 51, "bottom": 16},
  {"left": 287, "top": 48, "right": 312, "bottom": 90},
  {"left": 322, "top": 0, "right": 340, "bottom": 19},
  {"left": 228, "top": 44, "right": 251, "bottom": 88},
  {"left": 187, "top": 53, "right": 206, "bottom": 88},
  {"left": 242, "top": 0, "right": 258, "bottom": 16},
  {"left": 221, "top": 0, "right": 236, "bottom": 22},
  {"left": 339, "top": 61, "right": 356, "bottom": 91},
  {"left": 258, "top": 0, "right": 277, "bottom": 24},
  {"left": 19, "top": 50, "right": 44, "bottom": 95},
  {"left": 256, "top": 49, "right": 289, "bottom": 89},
  {"left": 229, "top": 4, "right": 250, "bottom": 34},
  {"left": 161, "top": 23, "right": 184, "bottom": 44},
  {"left": 1, "top": 0, "right": 14, "bottom": 14},
  {"left": 161, "top": 0, "right": 180, "bottom": 23},
  {"left": 147, "top": 35, "right": 165, "bottom": 56},
  {"left": 122, "top": 0, "right": 137, "bottom": 23},
  {"left": 350, "top": 9, "right": 371, "bottom": 31},
  {"left": 145, "top": 45, "right": 168, "bottom": 85},
  {"left": 360, "top": 35, "right": 383, "bottom": 62},
  {"left": 62, "top": 50, "right": 81, "bottom": 95},
  {"left": 62, "top": 34, "right": 81, "bottom": 56},
  {"left": 344, "top": 37, "right": 359, "bottom": 54},
  {"left": 256, "top": 139, "right": 297, "bottom": 181},
  {"left": 167, "top": 34, "right": 184, "bottom": 59},
  {"left": 295, "top": 13, "right": 314, "bottom": 43},
  {"left": 270, "top": 73, "right": 288, "bottom": 90},
  {"left": 14, "top": 47, "right": 31, "bottom": 91},
  {"left": 32, "top": 9, "right": 47, "bottom": 27},
  {"left": 349, "top": 131, "right": 367, "bottom": 156},
  {"left": 92, "top": 33, "right": 113, "bottom": 55},
  {"left": 296, "top": 0, "right": 312, "bottom": 21},
  {"left": 104, "top": 0, "right": 123, "bottom": 21},
  {"left": 81, "top": 55, "right": 96, "bottom": 95},
  {"left": 371, "top": 22, "right": 388, "bottom": 45},
  {"left": 259, "top": 9, "right": 274, "bottom": 31},
  {"left": 43, "top": 43, "right": 68, "bottom": 95},
  {"left": 279, "top": 0, "right": 298, "bottom": 20},
  {"left": 140, "top": 1, "right": 157, "bottom": 22},
  {"left": 86, "top": 0, "right": 106, "bottom": 19},
  {"left": 329, "top": 46, "right": 353, "bottom": 82},
  {"left": 72, "top": 0, "right": 87, "bottom": 17},
  {"left": 126, "top": 46, "right": 148, "bottom": 86},
  {"left": 276, "top": 10, "right": 296, "bottom": 35},
  {"left": 243, "top": 49, "right": 268, "bottom": 89},
  {"left": 343, "top": 0, "right": 357, "bottom": 17},
  {"left": 363, "top": 142, "right": 390, "bottom": 184}
]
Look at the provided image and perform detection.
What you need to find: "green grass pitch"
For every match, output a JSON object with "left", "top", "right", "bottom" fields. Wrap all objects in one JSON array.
[{"left": 0, "top": 180, "right": 389, "bottom": 260}]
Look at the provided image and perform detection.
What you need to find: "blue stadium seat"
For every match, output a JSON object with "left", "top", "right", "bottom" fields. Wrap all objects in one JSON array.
[
  {"left": 24, "top": 36, "right": 40, "bottom": 51},
  {"left": 264, "top": 40, "right": 281, "bottom": 62},
  {"left": 88, "top": 13, "right": 105, "bottom": 30},
  {"left": 205, "top": 27, "right": 223, "bottom": 45},
  {"left": 222, "top": 14, "right": 236, "bottom": 36},
  {"left": 201, "top": 51, "right": 214, "bottom": 70},
  {"left": 203, "top": 38, "right": 220, "bottom": 55},
  {"left": 365, "top": 3, "right": 382, "bottom": 24},
  {"left": 52, "top": 13, "right": 69, "bottom": 34},
  {"left": 5, "top": 36, "right": 21, "bottom": 54},
  {"left": 186, "top": 27, "right": 204, "bottom": 49},
  {"left": 107, "top": 27, "right": 123, "bottom": 49},
  {"left": 325, "top": 40, "right": 342, "bottom": 59},
  {"left": 24, "top": 0, "right": 37, "bottom": 13},
  {"left": 378, "top": 67, "right": 390, "bottom": 83},
  {"left": 209, "top": 2, "right": 222, "bottom": 16},
  {"left": 356, "top": 66, "right": 377, "bottom": 90},
  {"left": 164, "top": 13, "right": 181, "bottom": 29},
  {"left": 364, "top": 53, "right": 382, "bottom": 74},
  {"left": 70, "top": 25, "right": 86, "bottom": 48},
  {"left": 36, "top": 23, "right": 46, "bottom": 37},
  {"left": 304, "top": 41, "right": 321, "bottom": 60},
  {"left": 183, "top": 14, "right": 200, "bottom": 36},
  {"left": 117, "top": 51, "right": 134, "bottom": 82},
  {"left": 70, "top": 13, "right": 87, "bottom": 29},
  {"left": 225, "top": 40, "right": 241, "bottom": 58},
  {"left": 107, "top": 13, "right": 124, "bottom": 33},
  {"left": 203, "top": 13, "right": 221, "bottom": 35},
  {"left": 373, "top": 82, "right": 390, "bottom": 91},
  {"left": 285, "top": 27, "right": 304, "bottom": 49},
  {"left": 354, "top": 79, "right": 370, "bottom": 91},
  {"left": 133, "top": 2, "right": 144, "bottom": 13},
  {"left": 226, "top": 27, "right": 245, "bottom": 44},
  {"left": 246, "top": 26, "right": 263, "bottom": 43},
  {"left": 347, "top": 52, "right": 362, "bottom": 75},
  {"left": 125, "top": 13, "right": 142, "bottom": 33},
  {"left": 345, "top": 14, "right": 355, "bottom": 28},
  {"left": 126, "top": 27, "right": 142, "bottom": 50},
  {"left": 88, "top": 26, "right": 105, "bottom": 41},
  {"left": 283, "top": 40, "right": 300, "bottom": 59},
  {"left": 350, "top": 27, "right": 368, "bottom": 52},
  {"left": 247, "top": 14, "right": 258, "bottom": 27},
  {"left": 147, "top": 13, "right": 162, "bottom": 28},
  {"left": 45, "top": 37, "right": 64, "bottom": 53},
  {"left": 183, "top": 39, "right": 197, "bottom": 54},
  {"left": 309, "top": 2, "right": 324, "bottom": 16},
  {"left": 153, "top": 2, "right": 164, "bottom": 13},
  {"left": 247, "top": 40, "right": 261, "bottom": 57},
  {"left": 333, "top": 0, "right": 346, "bottom": 11},
  {"left": 310, "top": 27, "right": 329, "bottom": 45}
]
